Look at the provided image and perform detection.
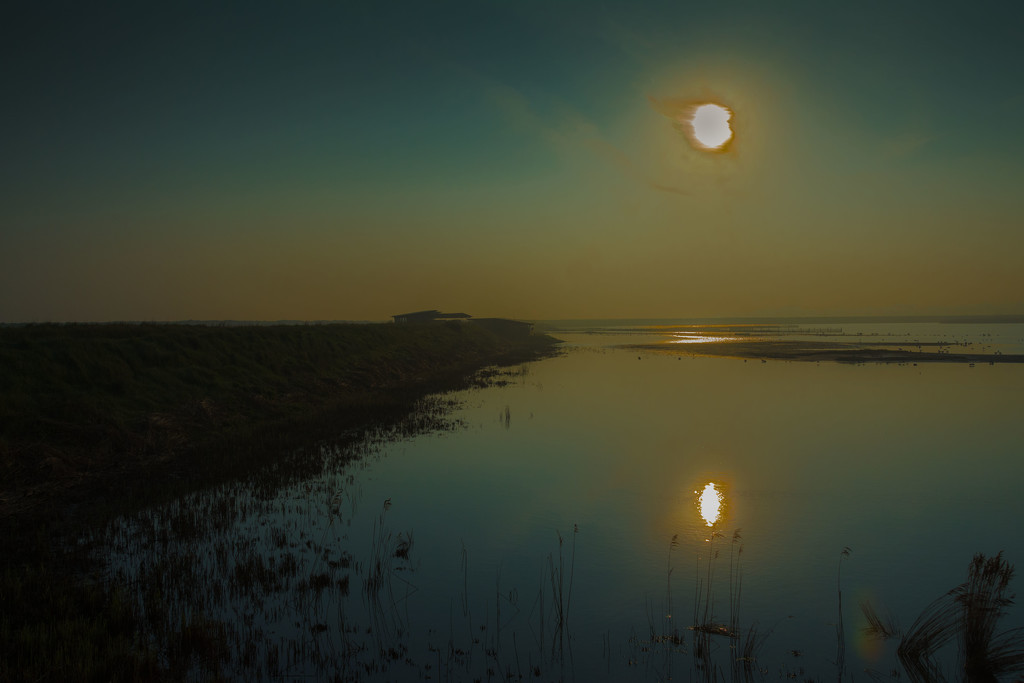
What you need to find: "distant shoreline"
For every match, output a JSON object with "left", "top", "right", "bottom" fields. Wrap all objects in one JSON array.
[
  {"left": 4, "top": 313, "right": 1023, "bottom": 328},
  {"left": 535, "top": 314, "right": 1024, "bottom": 328},
  {"left": 624, "top": 340, "right": 1024, "bottom": 364}
]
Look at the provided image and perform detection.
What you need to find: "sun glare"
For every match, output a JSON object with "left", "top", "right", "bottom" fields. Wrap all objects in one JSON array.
[
  {"left": 670, "top": 333, "right": 734, "bottom": 344},
  {"left": 698, "top": 482, "right": 723, "bottom": 527},
  {"left": 690, "top": 104, "right": 733, "bottom": 150}
]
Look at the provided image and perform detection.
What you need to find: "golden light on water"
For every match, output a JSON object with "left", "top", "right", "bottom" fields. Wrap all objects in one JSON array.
[
  {"left": 670, "top": 333, "right": 735, "bottom": 344},
  {"left": 698, "top": 482, "right": 723, "bottom": 527},
  {"left": 690, "top": 103, "right": 733, "bottom": 149}
]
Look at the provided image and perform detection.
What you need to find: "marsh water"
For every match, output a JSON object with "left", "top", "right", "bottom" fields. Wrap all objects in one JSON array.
[{"left": 99, "top": 320, "right": 1024, "bottom": 681}]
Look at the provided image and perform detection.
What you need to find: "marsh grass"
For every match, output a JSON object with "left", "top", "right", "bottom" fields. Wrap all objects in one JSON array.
[
  {"left": 548, "top": 524, "right": 578, "bottom": 636},
  {"left": 729, "top": 529, "right": 744, "bottom": 638},
  {"left": 628, "top": 528, "right": 751, "bottom": 683},
  {"left": 862, "top": 552, "right": 1024, "bottom": 682},
  {"left": 71, "top": 461, "right": 1024, "bottom": 683},
  {"left": 737, "top": 623, "right": 770, "bottom": 682},
  {"left": 836, "top": 546, "right": 851, "bottom": 681},
  {"left": 87, "top": 391, "right": 508, "bottom": 682},
  {"left": 0, "top": 322, "right": 557, "bottom": 681},
  {"left": 693, "top": 528, "right": 736, "bottom": 638},
  {"left": 0, "top": 322, "right": 559, "bottom": 521},
  {"left": 362, "top": 499, "right": 416, "bottom": 611},
  {"left": 666, "top": 534, "right": 681, "bottom": 642},
  {"left": 0, "top": 559, "right": 159, "bottom": 682}
]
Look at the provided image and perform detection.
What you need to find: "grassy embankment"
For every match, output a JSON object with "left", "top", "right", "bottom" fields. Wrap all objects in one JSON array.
[{"left": 0, "top": 321, "right": 558, "bottom": 681}]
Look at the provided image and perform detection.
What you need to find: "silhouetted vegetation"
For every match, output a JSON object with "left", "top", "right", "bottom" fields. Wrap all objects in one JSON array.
[
  {"left": 862, "top": 552, "right": 1024, "bottom": 682},
  {"left": 0, "top": 321, "right": 558, "bottom": 522},
  {"left": 0, "top": 321, "right": 557, "bottom": 682}
]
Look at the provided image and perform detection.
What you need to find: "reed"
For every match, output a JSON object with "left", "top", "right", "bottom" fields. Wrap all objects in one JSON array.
[
  {"left": 836, "top": 546, "right": 851, "bottom": 681},
  {"left": 737, "top": 622, "right": 769, "bottom": 682},
  {"left": 862, "top": 552, "right": 1024, "bottom": 682},
  {"left": 666, "top": 533, "right": 680, "bottom": 641},
  {"left": 1, "top": 322, "right": 558, "bottom": 680},
  {"left": 694, "top": 529, "right": 732, "bottom": 636},
  {"left": 1, "top": 321, "right": 559, "bottom": 526},
  {"left": 729, "top": 529, "right": 744, "bottom": 637},
  {"left": 548, "top": 524, "right": 578, "bottom": 634}
]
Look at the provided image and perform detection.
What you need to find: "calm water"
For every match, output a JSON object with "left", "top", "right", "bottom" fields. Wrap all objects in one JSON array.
[{"left": 100, "top": 320, "right": 1024, "bottom": 681}]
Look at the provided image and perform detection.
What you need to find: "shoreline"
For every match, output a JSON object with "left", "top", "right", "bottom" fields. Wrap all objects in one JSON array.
[
  {"left": 0, "top": 321, "right": 560, "bottom": 681},
  {"left": 1, "top": 321, "right": 560, "bottom": 528}
]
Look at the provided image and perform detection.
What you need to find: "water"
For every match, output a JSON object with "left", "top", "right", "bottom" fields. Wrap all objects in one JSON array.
[
  {"left": 99, "top": 319, "right": 1024, "bottom": 681},
  {"left": 541, "top": 318, "right": 1024, "bottom": 356}
]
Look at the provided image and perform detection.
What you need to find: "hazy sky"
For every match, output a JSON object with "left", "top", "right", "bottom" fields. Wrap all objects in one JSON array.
[{"left": 3, "top": 1, "right": 1023, "bottom": 321}]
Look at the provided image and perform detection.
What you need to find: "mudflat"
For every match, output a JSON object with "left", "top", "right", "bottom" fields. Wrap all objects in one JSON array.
[{"left": 626, "top": 339, "right": 1024, "bottom": 363}]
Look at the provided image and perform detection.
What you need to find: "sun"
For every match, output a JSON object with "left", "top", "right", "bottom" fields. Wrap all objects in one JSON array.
[{"left": 689, "top": 103, "right": 733, "bottom": 150}]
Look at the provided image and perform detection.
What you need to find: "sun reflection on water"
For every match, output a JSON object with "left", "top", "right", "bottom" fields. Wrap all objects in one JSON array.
[
  {"left": 698, "top": 482, "right": 723, "bottom": 527},
  {"left": 670, "top": 333, "right": 735, "bottom": 344}
]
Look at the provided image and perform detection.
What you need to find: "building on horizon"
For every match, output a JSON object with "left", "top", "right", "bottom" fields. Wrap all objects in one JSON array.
[{"left": 391, "top": 310, "right": 534, "bottom": 336}]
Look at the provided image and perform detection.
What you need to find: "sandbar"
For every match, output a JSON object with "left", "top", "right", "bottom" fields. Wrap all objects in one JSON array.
[{"left": 624, "top": 340, "right": 1024, "bottom": 364}]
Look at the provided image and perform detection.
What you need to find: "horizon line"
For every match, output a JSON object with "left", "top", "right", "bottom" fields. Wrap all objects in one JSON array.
[{"left": 3, "top": 313, "right": 1024, "bottom": 326}]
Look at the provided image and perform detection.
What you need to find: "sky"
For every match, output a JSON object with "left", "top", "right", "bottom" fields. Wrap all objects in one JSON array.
[{"left": 2, "top": 1, "right": 1023, "bottom": 322}]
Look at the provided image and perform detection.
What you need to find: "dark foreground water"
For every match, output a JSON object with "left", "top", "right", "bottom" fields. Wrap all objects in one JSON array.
[{"left": 99, "top": 320, "right": 1024, "bottom": 681}]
